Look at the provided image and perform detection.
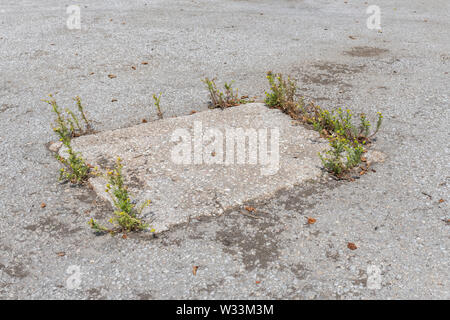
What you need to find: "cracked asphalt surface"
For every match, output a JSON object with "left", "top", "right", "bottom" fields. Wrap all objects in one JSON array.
[{"left": 0, "top": 0, "right": 449, "bottom": 299}]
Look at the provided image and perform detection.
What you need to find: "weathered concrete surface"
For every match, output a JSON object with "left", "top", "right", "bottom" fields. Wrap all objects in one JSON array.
[{"left": 61, "top": 104, "right": 327, "bottom": 232}]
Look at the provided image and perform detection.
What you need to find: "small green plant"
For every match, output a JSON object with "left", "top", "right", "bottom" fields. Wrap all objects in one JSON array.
[
  {"left": 203, "top": 78, "right": 253, "bottom": 109},
  {"left": 153, "top": 93, "right": 163, "bottom": 119},
  {"left": 45, "top": 95, "right": 92, "bottom": 184},
  {"left": 264, "top": 72, "right": 383, "bottom": 177},
  {"left": 319, "top": 137, "right": 365, "bottom": 176},
  {"left": 74, "top": 96, "right": 92, "bottom": 132},
  {"left": 264, "top": 72, "right": 298, "bottom": 115},
  {"left": 89, "top": 158, "right": 151, "bottom": 234}
]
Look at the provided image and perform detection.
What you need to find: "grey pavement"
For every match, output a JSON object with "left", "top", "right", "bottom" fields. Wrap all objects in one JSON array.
[{"left": 0, "top": 0, "right": 449, "bottom": 299}]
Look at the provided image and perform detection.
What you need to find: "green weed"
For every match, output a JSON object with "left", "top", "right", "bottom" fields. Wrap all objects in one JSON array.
[
  {"left": 319, "top": 137, "right": 365, "bottom": 176},
  {"left": 45, "top": 95, "right": 93, "bottom": 184},
  {"left": 153, "top": 93, "right": 163, "bottom": 120},
  {"left": 264, "top": 71, "right": 299, "bottom": 117},
  {"left": 203, "top": 78, "right": 253, "bottom": 109},
  {"left": 89, "top": 158, "right": 151, "bottom": 234},
  {"left": 264, "top": 72, "right": 383, "bottom": 177}
]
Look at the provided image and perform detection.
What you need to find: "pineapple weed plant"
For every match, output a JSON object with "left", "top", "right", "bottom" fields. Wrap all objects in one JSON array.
[
  {"left": 89, "top": 157, "right": 152, "bottom": 234},
  {"left": 202, "top": 77, "right": 254, "bottom": 109},
  {"left": 46, "top": 96, "right": 151, "bottom": 235},
  {"left": 264, "top": 71, "right": 383, "bottom": 178},
  {"left": 44, "top": 95, "right": 93, "bottom": 184}
]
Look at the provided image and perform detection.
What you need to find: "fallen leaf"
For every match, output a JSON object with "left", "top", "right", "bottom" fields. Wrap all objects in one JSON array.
[
  {"left": 347, "top": 242, "right": 357, "bottom": 250},
  {"left": 40, "top": 203, "right": 46, "bottom": 208},
  {"left": 131, "top": 66, "right": 136, "bottom": 70},
  {"left": 141, "top": 61, "right": 148, "bottom": 65},
  {"left": 111, "top": 99, "right": 117, "bottom": 102},
  {"left": 245, "top": 206, "right": 256, "bottom": 212},
  {"left": 439, "top": 199, "right": 445, "bottom": 203},
  {"left": 89, "top": 72, "right": 95, "bottom": 75},
  {"left": 307, "top": 217, "right": 317, "bottom": 225},
  {"left": 122, "top": 234, "right": 127, "bottom": 239},
  {"left": 108, "top": 74, "right": 117, "bottom": 79},
  {"left": 56, "top": 252, "right": 65, "bottom": 257},
  {"left": 190, "top": 110, "right": 197, "bottom": 115},
  {"left": 211, "top": 151, "right": 216, "bottom": 157},
  {"left": 192, "top": 266, "right": 199, "bottom": 276},
  {"left": 361, "top": 157, "right": 367, "bottom": 162},
  {"left": 349, "top": 35, "right": 357, "bottom": 40},
  {"left": 142, "top": 119, "right": 148, "bottom": 123},
  {"left": 360, "top": 170, "right": 366, "bottom": 175}
]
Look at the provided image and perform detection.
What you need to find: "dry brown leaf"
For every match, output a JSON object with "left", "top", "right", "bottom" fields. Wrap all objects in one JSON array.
[
  {"left": 190, "top": 110, "right": 197, "bottom": 115},
  {"left": 40, "top": 203, "right": 46, "bottom": 208},
  {"left": 111, "top": 99, "right": 117, "bottom": 102},
  {"left": 439, "top": 199, "right": 445, "bottom": 203},
  {"left": 347, "top": 242, "right": 357, "bottom": 250},
  {"left": 141, "top": 62, "right": 148, "bottom": 65},
  {"left": 142, "top": 119, "right": 147, "bottom": 123},
  {"left": 108, "top": 74, "right": 116, "bottom": 79},
  {"left": 56, "top": 252, "right": 65, "bottom": 257},
  {"left": 122, "top": 234, "right": 127, "bottom": 239},
  {"left": 192, "top": 266, "right": 199, "bottom": 276},
  {"left": 307, "top": 217, "right": 317, "bottom": 225},
  {"left": 245, "top": 206, "right": 256, "bottom": 212}
]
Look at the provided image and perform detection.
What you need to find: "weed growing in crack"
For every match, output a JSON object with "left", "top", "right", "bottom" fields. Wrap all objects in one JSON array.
[
  {"left": 89, "top": 157, "right": 152, "bottom": 234},
  {"left": 319, "top": 137, "right": 365, "bottom": 176},
  {"left": 153, "top": 93, "right": 163, "bottom": 120},
  {"left": 74, "top": 96, "right": 92, "bottom": 132},
  {"left": 264, "top": 72, "right": 383, "bottom": 178},
  {"left": 45, "top": 95, "right": 93, "bottom": 184},
  {"left": 203, "top": 78, "right": 254, "bottom": 109},
  {"left": 265, "top": 71, "right": 299, "bottom": 117}
]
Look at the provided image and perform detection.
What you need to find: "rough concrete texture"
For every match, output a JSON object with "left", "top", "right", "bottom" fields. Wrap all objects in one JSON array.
[
  {"left": 0, "top": 0, "right": 449, "bottom": 299},
  {"left": 58, "top": 103, "right": 327, "bottom": 232}
]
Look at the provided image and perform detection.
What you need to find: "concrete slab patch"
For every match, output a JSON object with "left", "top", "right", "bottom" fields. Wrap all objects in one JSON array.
[{"left": 59, "top": 103, "right": 328, "bottom": 232}]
